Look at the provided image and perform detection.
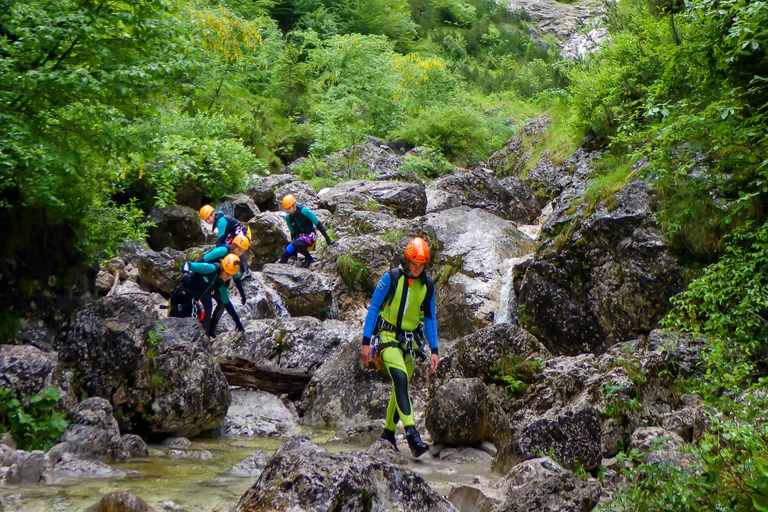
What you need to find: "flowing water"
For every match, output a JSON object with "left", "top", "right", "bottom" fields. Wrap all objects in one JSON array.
[
  {"left": 494, "top": 256, "right": 532, "bottom": 325},
  {"left": 0, "top": 430, "right": 498, "bottom": 512}
]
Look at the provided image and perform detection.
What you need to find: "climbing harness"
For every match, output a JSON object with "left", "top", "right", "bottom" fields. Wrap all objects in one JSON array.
[
  {"left": 298, "top": 232, "right": 317, "bottom": 251},
  {"left": 374, "top": 317, "right": 427, "bottom": 362}
]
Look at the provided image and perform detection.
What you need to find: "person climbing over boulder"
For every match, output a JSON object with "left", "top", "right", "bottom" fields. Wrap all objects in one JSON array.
[
  {"left": 173, "top": 253, "right": 245, "bottom": 336},
  {"left": 279, "top": 194, "right": 337, "bottom": 268},
  {"left": 360, "top": 237, "right": 439, "bottom": 458},
  {"left": 198, "top": 234, "right": 249, "bottom": 305},
  {"left": 200, "top": 204, "right": 252, "bottom": 278}
]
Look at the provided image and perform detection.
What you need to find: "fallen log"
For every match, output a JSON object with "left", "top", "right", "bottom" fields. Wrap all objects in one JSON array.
[{"left": 217, "top": 356, "right": 312, "bottom": 397}]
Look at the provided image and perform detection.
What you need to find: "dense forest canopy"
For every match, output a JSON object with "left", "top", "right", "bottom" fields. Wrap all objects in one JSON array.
[{"left": 1, "top": 0, "right": 768, "bottom": 507}]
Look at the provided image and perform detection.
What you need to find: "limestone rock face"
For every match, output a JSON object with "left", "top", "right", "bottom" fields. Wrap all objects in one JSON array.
[
  {"left": 419, "top": 207, "right": 536, "bottom": 339},
  {"left": 514, "top": 404, "right": 602, "bottom": 471},
  {"left": 245, "top": 211, "right": 291, "bottom": 269},
  {"left": 60, "top": 397, "right": 127, "bottom": 462},
  {"left": 0, "top": 344, "right": 66, "bottom": 403},
  {"left": 274, "top": 181, "right": 320, "bottom": 211},
  {"left": 494, "top": 457, "right": 602, "bottom": 512},
  {"left": 214, "top": 317, "right": 357, "bottom": 372},
  {"left": 218, "top": 390, "right": 300, "bottom": 437},
  {"left": 319, "top": 179, "right": 427, "bottom": 219},
  {"left": 143, "top": 318, "right": 231, "bottom": 437},
  {"left": 426, "top": 188, "right": 462, "bottom": 215},
  {"left": 60, "top": 298, "right": 229, "bottom": 437},
  {"left": 262, "top": 263, "right": 333, "bottom": 319},
  {"left": 519, "top": 180, "right": 684, "bottom": 354},
  {"left": 426, "top": 378, "right": 511, "bottom": 450},
  {"left": 233, "top": 437, "right": 457, "bottom": 512},
  {"left": 433, "top": 168, "right": 538, "bottom": 223},
  {"left": 136, "top": 247, "right": 185, "bottom": 294},
  {"left": 222, "top": 193, "right": 260, "bottom": 223},
  {"left": 146, "top": 205, "right": 204, "bottom": 252},
  {"left": 299, "top": 341, "right": 391, "bottom": 429},
  {"left": 488, "top": 116, "right": 552, "bottom": 178}
]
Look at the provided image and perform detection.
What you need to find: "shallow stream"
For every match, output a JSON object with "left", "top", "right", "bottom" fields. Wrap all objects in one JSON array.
[{"left": 0, "top": 430, "right": 498, "bottom": 512}]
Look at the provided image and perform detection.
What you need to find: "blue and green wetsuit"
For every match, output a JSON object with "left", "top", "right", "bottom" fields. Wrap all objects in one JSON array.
[
  {"left": 200, "top": 247, "right": 246, "bottom": 305},
  {"left": 211, "top": 211, "right": 251, "bottom": 276},
  {"left": 183, "top": 261, "right": 244, "bottom": 336},
  {"left": 280, "top": 204, "right": 332, "bottom": 263},
  {"left": 363, "top": 265, "right": 438, "bottom": 430}
]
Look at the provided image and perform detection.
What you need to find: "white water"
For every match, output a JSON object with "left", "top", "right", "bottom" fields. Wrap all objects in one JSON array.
[{"left": 494, "top": 256, "right": 531, "bottom": 325}]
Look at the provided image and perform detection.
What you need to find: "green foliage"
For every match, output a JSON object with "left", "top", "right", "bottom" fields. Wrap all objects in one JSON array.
[
  {"left": 392, "top": 102, "right": 514, "bottom": 162},
  {"left": 602, "top": 382, "right": 642, "bottom": 420},
  {"left": 602, "top": 391, "right": 768, "bottom": 512},
  {"left": 398, "top": 147, "right": 453, "bottom": 179},
  {"left": 336, "top": 254, "right": 370, "bottom": 289},
  {"left": 664, "top": 220, "right": 768, "bottom": 397},
  {"left": 569, "top": 0, "right": 768, "bottom": 260},
  {"left": 379, "top": 228, "right": 409, "bottom": 245},
  {"left": 78, "top": 200, "right": 153, "bottom": 263},
  {"left": 492, "top": 354, "right": 542, "bottom": 396},
  {"left": 0, "top": 386, "right": 69, "bottom": 451}
]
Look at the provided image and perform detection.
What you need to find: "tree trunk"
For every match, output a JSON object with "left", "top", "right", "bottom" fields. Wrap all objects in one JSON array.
[{"left": 217, "top": 356, "right": 312, "bottom": 397}]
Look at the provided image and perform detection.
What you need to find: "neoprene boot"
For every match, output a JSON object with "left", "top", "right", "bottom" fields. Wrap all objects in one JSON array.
[
  {"left": 381, "top": 428, "right": 398, "bottom": 451},
  {"left": 300, "top": 255, "right": 314, "bottom": 268},
  {"left": 405, "top": 425, "right": 429, "bottom": 458}
]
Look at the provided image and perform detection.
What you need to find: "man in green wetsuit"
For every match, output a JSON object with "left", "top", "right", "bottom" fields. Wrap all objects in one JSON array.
[
  {"left": 279, "top": 194, "right": 336, "bottom": 268},
  {"left": 181, "top": 254, "right": 245, "bottom": 336},
  {"left": 361, "top": 237, "right": 440, "bottom": 458}
]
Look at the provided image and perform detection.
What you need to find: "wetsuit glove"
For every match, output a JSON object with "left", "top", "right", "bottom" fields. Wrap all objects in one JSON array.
[
  {"left": 234, "top": 278, "right": 246, "bottom": 305},
  {"left": 235, "top": 320, "right": 245, "bottom": 332}
]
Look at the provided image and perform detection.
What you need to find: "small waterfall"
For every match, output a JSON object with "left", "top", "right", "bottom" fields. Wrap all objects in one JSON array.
[
  {"left": 495, "top": 256, "right": 530, "bottom": 325},
  {"left": 266, "top": 285, "right": 290, "bottom": 317}
]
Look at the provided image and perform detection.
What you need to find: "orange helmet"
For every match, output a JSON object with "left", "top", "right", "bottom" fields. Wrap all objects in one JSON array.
[
  {"left": 221, "top": 254, "right": 241, "bottom": 275},
  {"left": 404, "top": 237, "right": 429, "bottom": 264},
  {"left": 282, "top": 194, "right": 296, "bottom": 209},
  {"left": 200, "top": 205, "right": 215, "bottom": 221},
  {"left": 232, "top": 234, "right": 249, "bottom": 250}
]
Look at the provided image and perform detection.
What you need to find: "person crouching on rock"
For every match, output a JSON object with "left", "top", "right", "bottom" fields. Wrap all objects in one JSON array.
[
  {"left": 360, "top": 237, "right": 439, "bottom": 458},
  {"left": 183, "top": 253, "right": 245, "bottom": 336},
  {"left": 198, "top": 234, "right": 249, "bottom": 306},
  {"left": 279, "top": 194, "right": 336, "bottom": 268},
  {"left": 200, "top": 204, "right": 252, "bottom": 278}
]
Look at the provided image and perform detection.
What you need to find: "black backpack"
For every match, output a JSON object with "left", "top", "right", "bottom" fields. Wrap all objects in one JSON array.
[{"left": 168, "top": 287, "right": 198, "bottom": 318}]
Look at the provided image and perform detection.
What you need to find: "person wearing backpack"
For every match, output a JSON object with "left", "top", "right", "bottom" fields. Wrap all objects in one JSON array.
[
  {"left": 198, "top": 233, "right": 249, "bottom": 305},
  {"left": 279, "top": 194, "right": 337, "bottom": 268},
  {"left": 174, "top": 253, "right": 245, "bottom": 336},
  {"left": 200, "top": 205, "right": 252, "bottom": 277},
  {"left": 360, "top": 237, "right": 439, "bottom": 458}
]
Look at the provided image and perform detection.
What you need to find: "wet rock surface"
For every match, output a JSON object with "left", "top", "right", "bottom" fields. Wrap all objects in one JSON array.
[
  {"left": 319, "top": 179, "right": 427, "bottom": 219},
  {"left": 233, "top": 437, "right": 457, "bottom": 512},
  {"left": 146, "top": 205, "right": 204, "bottom": 252},
  {"left": 261, "top": 264, "right": 333, "bottom": 319},
  {"left": 218, "top": 390, "right": 300, "bottom": 437}
]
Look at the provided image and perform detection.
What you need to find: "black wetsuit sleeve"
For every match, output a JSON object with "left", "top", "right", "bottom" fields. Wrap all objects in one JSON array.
[
  {"left": 316, "top": 221, "right": 332, "bottom": 243},
  {"left": 226, "top": 302, "right": 244, "bottom": 331},
  {"left": 234, "top": 277, "right": 246, "bottom": 302}
]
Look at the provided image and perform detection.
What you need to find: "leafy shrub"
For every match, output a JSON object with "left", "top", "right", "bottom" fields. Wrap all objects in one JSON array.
[
  {"left": 0, "top": 386, "right": 69, "bottom": 451},
  {"left": 398, "top": 147, "right": 453, "bottom": 179},
  {"left": 79, "top": 200, "right": 153, "bottom": 263}
]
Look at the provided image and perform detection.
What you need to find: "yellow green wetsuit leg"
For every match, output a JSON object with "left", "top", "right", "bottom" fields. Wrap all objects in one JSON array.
[{"left": 380, "top": 331, "right": 418, "bottom": 430}]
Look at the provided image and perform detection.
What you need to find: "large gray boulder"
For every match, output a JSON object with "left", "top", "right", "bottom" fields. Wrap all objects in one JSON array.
[
  {"left": 143, "top": 318, "right": 231, "bottom": 437},
  {"left": 329, "top": 203, "right": 409, "bottom": 240},
  {"left": 59, "top": 297, "right": 229, "bottom": 437},
  {"left": 494, "top": 457, "right": 602, "bottom": 512},
  {"left": 299, "top": 341, "right": 392, "bottom": 429},
  {"left": 419, "top": 207, "right": 536, "bottom": 339},
  {"left": 222, "top": 193, "right": 260, "bottom": 222},
  {"left": 319, "top": 180, "right": 427, "bottom": 219},
  {"left": 59, "top": 398, "right": 127, "bottom": 462},
  {"left": 136, "top": 246, "right": 185, "bottom": 294},
  {"left": 519, "top": 180, "right": 684, "bottom": 354},
  {"left": 214, "top": 318, "right": 357, "bottom": 372},
  {"left": 274, "top": 181, "right": 320, "bottom": 211},
  {"left": 218, "top": 390, "right": 300, "bottom": 437},
  {"left": 0, "top": 344, "right": 67, "bottom": 404},
  {"left": 233, "top": 437, "right": 458, "bottom": 512},
  {"left": 245, "top": 211, "right": 291, "bottom": 268},
  {"left": 85, "top": 492, "right": 156, "bottom": 512},
  {"left": 262, "top": 263, "right": 333, "bottom": 319},
  {"left": 145, "top": 205, "right": 203, "bottom": 252},
  {"left": 426, "top": 378, "right": 511, "bottom": 450},
  {"left": 433, "top": 168, "right": 538, "bottom": 223}
]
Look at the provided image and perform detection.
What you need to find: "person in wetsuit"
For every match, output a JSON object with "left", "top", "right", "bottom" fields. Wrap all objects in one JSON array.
[
  {"left": 200, "top": 204, "right": 251, "bottom": 277},
  {"left": 279, "top": 194, "right": 336, "bottom": 268},
  {"left": 180, "top": 253, "right": 245, "bottom": 336},
  {"left": 360, "top": 237, "right": 439, "bottom": 457}
]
